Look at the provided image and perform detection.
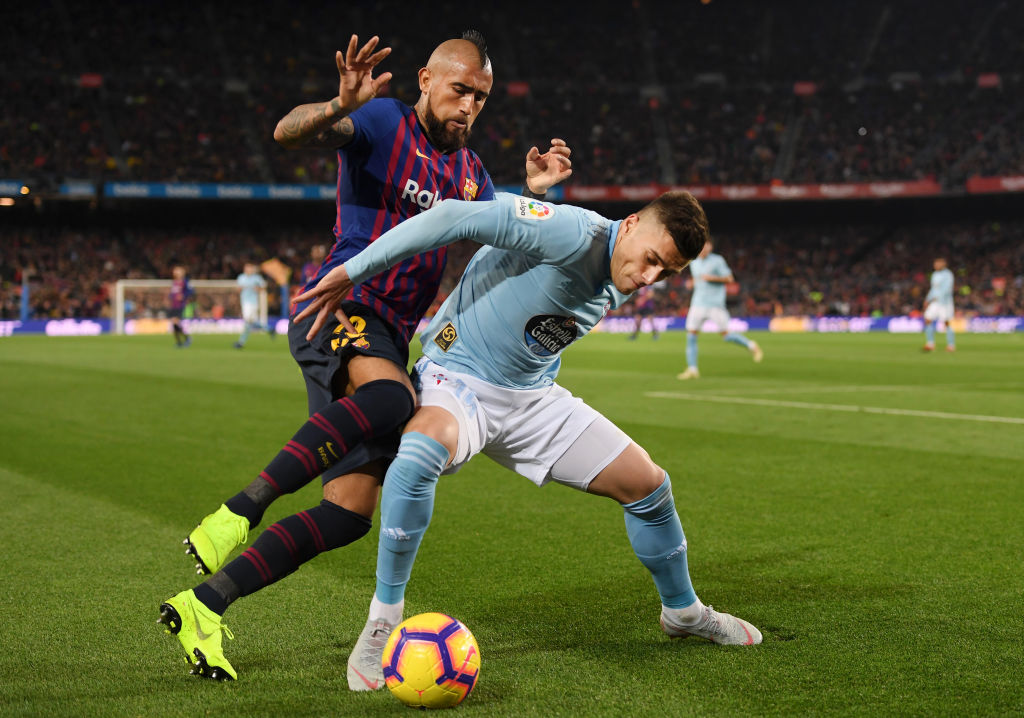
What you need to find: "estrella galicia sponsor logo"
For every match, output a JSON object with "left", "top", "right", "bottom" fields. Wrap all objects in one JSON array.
[
  {"left": 433, "top": 322, "right": 458, "bottom": 352},
  {"left": 524, "top": 315, "right": 578, "bottom": 356},
  {"left": 515, "top": 196, "right": 554, "bottom": 220}
]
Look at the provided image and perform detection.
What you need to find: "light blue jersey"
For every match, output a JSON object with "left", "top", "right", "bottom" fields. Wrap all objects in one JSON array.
[
  {"left": 237, "top": 272, "right": 266, "bottom": 306},
  {"left": 688, "top": 253, "right": 731, "bottom": 309},
  {"left": 345, "top": 193, "right": 628, "bottom": 389},
  {"left": 926, "top": 268, "right": 954, "bottom": 305}
]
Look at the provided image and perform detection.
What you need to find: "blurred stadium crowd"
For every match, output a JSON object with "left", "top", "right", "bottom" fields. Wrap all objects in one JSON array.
[
  {"left": 4, "top": 0, "right": 1022, "bottom": 188},
  {"left": 2, "top": 0, "right": 1023, "bottom": 322},
  {"left": 2, "top": 220, "right": 1021, "bottom": 321}
]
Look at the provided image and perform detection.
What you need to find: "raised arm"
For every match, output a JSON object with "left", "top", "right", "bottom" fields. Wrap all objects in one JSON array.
[
  {"left": 292, "top": 195, "right": 583, "bottom": 339},
  {"left": 273, "top": 35, "right": 392, "bottom": 150}
]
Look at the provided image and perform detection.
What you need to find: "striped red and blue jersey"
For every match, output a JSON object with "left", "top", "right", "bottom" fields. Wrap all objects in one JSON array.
[
  {"left": 296, "top": 98, "right": 495, "bottom": 342},
  {"left": 169, "top": 277, "right": 193, "bottom": 311}
]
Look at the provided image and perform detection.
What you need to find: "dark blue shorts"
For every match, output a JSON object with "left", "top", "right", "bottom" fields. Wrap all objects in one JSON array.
[{"left": 288, "top": 301, "right": 408, "bottom": 484}]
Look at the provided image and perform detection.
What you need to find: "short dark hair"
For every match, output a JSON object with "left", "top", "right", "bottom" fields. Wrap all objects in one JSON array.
[
  {"left": 638, "top": 191, "right": 710, "bottom": 261},
  {"left": 461, "top": 29, "right": 489, "bottom": 68}
]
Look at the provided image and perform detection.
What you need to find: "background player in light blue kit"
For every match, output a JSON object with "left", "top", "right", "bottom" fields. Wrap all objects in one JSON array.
[
  {"left": 296, "top": 191, "right": 763, "bottom": 687},
  {"left": 677, "top": 239, "right": 762, "bottom": 380},
  {"left": 923, "top": 257, "right": 956, "bottom": 352},
  {"left": 234, "top": 262, "right": 276, "bottom": 349}
]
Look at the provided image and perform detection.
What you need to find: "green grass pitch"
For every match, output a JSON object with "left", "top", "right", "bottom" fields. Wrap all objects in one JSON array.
[{"left": 1, "top": 331, "right": 1022, "bottom": 717}]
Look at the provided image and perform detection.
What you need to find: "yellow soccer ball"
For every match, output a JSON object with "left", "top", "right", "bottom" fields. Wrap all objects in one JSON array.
[{"left": 381, "top": 612, "right": 481, "bottom": 709}]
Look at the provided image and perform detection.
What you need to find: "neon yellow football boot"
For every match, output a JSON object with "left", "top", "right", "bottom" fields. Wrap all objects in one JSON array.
[
  {"left": 158, "top": 589, "right": 237, "bottom": 681},
  {"left": 183, "top": 504, "right": 249, "bottom": 575}
]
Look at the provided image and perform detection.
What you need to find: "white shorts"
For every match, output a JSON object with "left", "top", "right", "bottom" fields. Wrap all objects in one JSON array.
[
  {"left": 924, "top": 302, "right": 953, "bottom": 323},
  {"left": 413, "top": 357, "right": 631, "bottom": 490},
  {"left": 242, "top": 302, "right": 260, "bottom": 323},
  {"left": 685, "top": 306, "right": 730, "bottom": 332}
]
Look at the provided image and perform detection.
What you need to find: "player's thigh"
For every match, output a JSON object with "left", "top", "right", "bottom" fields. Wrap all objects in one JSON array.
[
  {"left": 322, "top": 460, "right": 386, "bottom": 517},
  {"left": 413, "top": 358, "right": 487, "bottom": 471},
  {"left": 710, "top": 307, "right": 731, "bottom": 331},
  {"left": 347, "top": 354, "right": 414, "bottom": 398},
  {"left": 402, "top": 405, "right": 460, "bottom": 466},
  {"left": 685, "top": 307, "right": 708, "bottom": 332},
  {"left": 485, "top": 386, "right": 629, "bottom": 491},
  {"left": 585, "top": 440, "right": 666, "bottom": 504},
  {"left": 548, "top": 413, "right": 633, "bottom": 493}
]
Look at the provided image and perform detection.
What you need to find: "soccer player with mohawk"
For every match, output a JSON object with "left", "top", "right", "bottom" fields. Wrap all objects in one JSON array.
[{"left": 157, "top": 31, "right": 572, "bottom": 682}]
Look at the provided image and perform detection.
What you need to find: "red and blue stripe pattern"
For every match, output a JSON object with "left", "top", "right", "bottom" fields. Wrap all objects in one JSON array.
[{"left": 296, "top": 98, "right": 494, "bottom": 343}]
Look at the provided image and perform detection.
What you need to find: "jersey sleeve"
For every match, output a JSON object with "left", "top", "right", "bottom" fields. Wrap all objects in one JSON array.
[
  {"left": 345, "top": 99, "right": 396, "bottom": 152},
  {"left": 475, "top": 165, "right": 495, "bottom": 201},
  {"left": 344, "top": 193, "right": 587, "bottom": 285}
]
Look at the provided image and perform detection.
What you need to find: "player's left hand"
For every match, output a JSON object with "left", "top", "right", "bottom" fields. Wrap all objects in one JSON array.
[
  {"left": 292, "top": 264, "right": 359, "bottom": 340},
  {"left": 525, "top": 138, "right": 572, "bottom": 194}
]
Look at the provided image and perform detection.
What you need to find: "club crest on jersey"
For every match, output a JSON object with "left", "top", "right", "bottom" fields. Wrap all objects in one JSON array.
[
  {"left": 433, "top": 322, "right": 458, "bottom": 352},
  {"left": 463, "top": 178, "right": 479, "bottom": 201},
  {"left": 402, "top": 179, "right": 442, "bottom": 211},
  {"left": 515, "top": 196, "right": 553, "bottom": 221},
  {"left": 524, "top": 314, "right": 578, "bottom": 356}
]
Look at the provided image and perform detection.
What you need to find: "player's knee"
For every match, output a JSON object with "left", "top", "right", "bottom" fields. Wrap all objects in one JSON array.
[
  {"left": 634, "top": 460, "right": 667, "bottom": 499},
  {"left": 313, "top": 498, "right": 373, "bottom": 549},
  {"left": 403, "top": 406, "right": 459, "bottom": 462},
  {"left": 356, "top": 378, "right": 416, "bottom": 425},
  {"left": 322, "top": 472, "right": 382, "bottom": 517}
]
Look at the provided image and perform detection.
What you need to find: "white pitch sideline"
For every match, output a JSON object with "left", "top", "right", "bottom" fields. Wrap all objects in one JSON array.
[{"left": 644, "top": 392, "right": 1024, "bottom": 426}]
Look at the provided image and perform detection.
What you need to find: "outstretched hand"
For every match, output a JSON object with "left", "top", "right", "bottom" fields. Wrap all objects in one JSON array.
[
  {"left": 336, "top": 34, "right": 393, "bottom": 111},
  {"left": 525, "top": 138, "right": 573, "bottom": 194},
  {"left": 292, "top": 264, "right": 358, "bottom": 341}
]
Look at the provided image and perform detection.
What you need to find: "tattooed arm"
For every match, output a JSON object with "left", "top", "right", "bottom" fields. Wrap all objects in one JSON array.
[
  {"left": 274, "top": 99, "right": 356, "bottom": 149},
  {"left": 273, "top": 34, "right": 392, "bottom": 150}
]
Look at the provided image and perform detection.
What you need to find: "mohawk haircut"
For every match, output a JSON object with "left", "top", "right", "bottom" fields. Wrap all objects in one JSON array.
[{"left": 461, "top": 29, "right": 490, "bottom": 69}]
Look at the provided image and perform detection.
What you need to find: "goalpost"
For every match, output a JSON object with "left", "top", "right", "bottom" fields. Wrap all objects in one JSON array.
[{"left": 112, "top": 279, "right": 268, "bottom": 335}]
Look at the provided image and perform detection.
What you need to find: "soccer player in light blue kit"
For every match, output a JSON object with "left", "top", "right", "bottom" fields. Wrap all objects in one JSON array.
[
  {"left": 295, "top": 191, "right": 763, "bottom": 687},
  {"left": 234, "top": 262, "right": 276, "bottom": 349},
  {"left": 677, "top": 239, "right": 762, "bottom": 380},
  {"left": 923, "top": 257, "right": 956, "bottom": 352}
]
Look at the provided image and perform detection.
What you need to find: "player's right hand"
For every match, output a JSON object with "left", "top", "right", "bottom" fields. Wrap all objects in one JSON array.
[
  {"left": 292, "top": 264, "right": 358, "bottom": 341},
  {"left": 336, "top": 34, "right": 392, "bottom": 112}
]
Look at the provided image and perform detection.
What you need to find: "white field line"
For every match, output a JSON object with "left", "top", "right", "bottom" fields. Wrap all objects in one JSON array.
[
  {"left": 644, "top": 392, "right": 1024, "bottom": 425},
  {"left": 705, "top": 384, "right": 923, "bottom": 396}
]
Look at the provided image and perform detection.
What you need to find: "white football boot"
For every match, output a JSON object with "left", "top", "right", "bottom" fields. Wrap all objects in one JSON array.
[
  {"left": 347, "top": 618, "right": 395, "bottom": 691},
  {"left": 676, "top": 367, "right": 700, "bottom": 380},
  {"left": 660, "top": 605, "right": 762, "bottom": 645},
  {"left": 751, "top": 341, "right": 764, "bottom": 363}
]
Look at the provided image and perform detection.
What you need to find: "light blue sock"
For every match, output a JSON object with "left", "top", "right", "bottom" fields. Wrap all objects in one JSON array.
[
  {"left": 375, "top": 432, "right": 449, "bottom": 603},
  {"left": 724, "top": 332, "right": 753, "bottom": 349},
  {"left": 946, "top": 326, "right": 955, "bottom": 347},
  {"left": 622, "top": 474, "right": 698, "bottom": 609},
  {"left": 685, "top": 333, "right": 698, "bottom": 369},
  {"left": 925, "top": 322, "right": 936, "bottom": 344},
  {"left": 237, "top": 323, "right": 251, "bottom": 346}
]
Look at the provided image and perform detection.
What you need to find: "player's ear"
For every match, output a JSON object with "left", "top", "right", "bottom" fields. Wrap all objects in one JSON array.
[{"left": 417, "top": 67, "right": 431, "bottom": 94}]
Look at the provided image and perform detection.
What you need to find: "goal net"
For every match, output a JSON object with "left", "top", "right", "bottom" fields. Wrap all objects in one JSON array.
[{"left": 112, "top": 279, "right": 268, "bottom": 335}]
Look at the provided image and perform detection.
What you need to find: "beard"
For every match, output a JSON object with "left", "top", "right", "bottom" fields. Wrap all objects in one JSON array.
[{"left": 421, "top": 104, "right": 472, "bottom": 153}]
